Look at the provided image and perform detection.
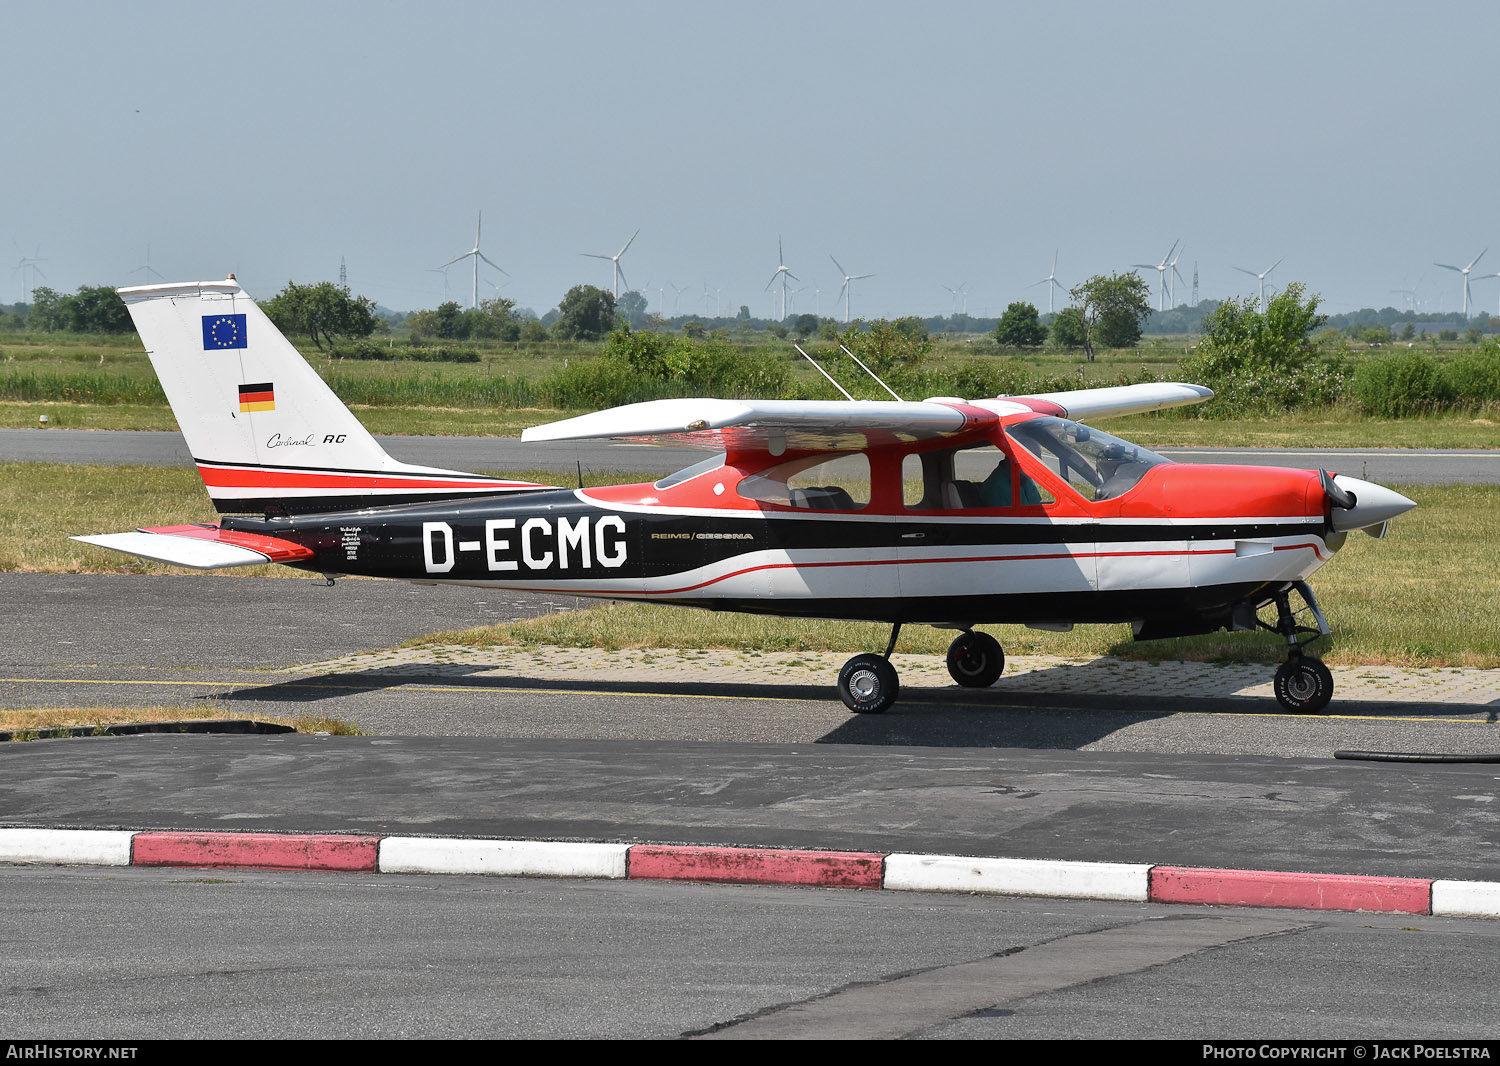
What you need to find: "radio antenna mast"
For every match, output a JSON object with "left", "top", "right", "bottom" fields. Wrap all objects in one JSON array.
[
  {"left": 839, "top": 344, "right": 903, "bottom": 400},
  {"left": 792, "top": 344, "right": 854, "bottom": 400}
]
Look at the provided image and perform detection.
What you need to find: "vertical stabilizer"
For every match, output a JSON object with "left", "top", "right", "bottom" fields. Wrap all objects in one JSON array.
[{"left": 118, "top": 279, "right": 549, "bottom": 514}]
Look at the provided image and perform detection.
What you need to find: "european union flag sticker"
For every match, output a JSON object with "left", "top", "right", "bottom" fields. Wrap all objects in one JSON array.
[{"left": 202, "top": 313, "right": 247, "bottom": 350}]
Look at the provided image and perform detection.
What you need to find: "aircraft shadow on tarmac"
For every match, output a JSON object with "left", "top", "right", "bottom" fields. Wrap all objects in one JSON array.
[{"left": 208, "top": 661, "right": 1495, "bottom": 750}]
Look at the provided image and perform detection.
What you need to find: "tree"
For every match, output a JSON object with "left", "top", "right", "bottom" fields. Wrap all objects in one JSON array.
[
  {"left": 617, "top": 289, "right": 648, "bottom": 328},
  {"left": 1069, "top": 272, "right": 1153, "bottom": 360},
  {"left": 552, "top": 285, "right": 617, "bottom": 341},
  {"left": 23, "top": 285, "right": 133, "bottom": 333},
  {"left": 464, "top": 296, "right": 520, "bottom": 341},
  {"left": 792, "top": 313, "right": 818, "bottom": 337},
  {"left": 27, "top": 287, "right": 69, "bottom": 332},
  {"left": 994, "top": 301, "right": 1048, "bottom": 348},
  {"left": 433, "top": 301, "right": 466, "bottom": 340},
  {"left": 262, "top": 281, "right": 377, "bottom": 350},
  {"left": 1048, "top": 307, "right": 1086, "bottom": 350}
]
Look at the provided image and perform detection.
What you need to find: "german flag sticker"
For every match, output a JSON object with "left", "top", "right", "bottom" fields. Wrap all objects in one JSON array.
[{"left": 238, "top": 382, "right": 275, "bottom": 413}]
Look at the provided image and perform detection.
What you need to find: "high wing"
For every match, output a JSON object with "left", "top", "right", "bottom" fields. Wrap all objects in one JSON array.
[
  {"left": 519, "top": 382, "right": 1214, "bottom": 449},
  {"left": 521, "top": 398, "right": 995, "bottom": 451},
  {"left": 1001, "top": 382, "right": 1213, "bottom": 422}
]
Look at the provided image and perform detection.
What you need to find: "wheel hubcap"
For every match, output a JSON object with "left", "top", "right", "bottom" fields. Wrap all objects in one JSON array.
[
  {"left": 1288, "top": 671, "right": 1317, "bottom": 701},
  {"left": 850, "top": 669, "right": 879, "bottom": 700}
]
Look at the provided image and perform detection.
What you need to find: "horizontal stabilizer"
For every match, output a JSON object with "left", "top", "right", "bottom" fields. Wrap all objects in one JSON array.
[{"left": 71, "top": 524, "right": 313, "bottom": 571}]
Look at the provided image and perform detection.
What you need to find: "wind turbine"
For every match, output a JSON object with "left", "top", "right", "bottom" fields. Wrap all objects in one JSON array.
[
  {"left": 130, "top": 243, "right": 164, "bottom": 282},
  {"left": 669, "top": 282, "right": 687, "bottom": 314},
  {"left": 1027, "top": 252, "right": 1065, "bottom": 313},
  {"left": 1132, "top": 240, "right": 1178, "bottom": 312},
  {"left": 427, "top": 267, "right": 452, "bottom": 302},
  {"left": 440, "top": 212, "right": 508, "bottom": 309},
  {"left": 1168, "top": 244, "right": 1185, "bottom": 309},
  {"left": 12, "top": 243, "right": 45, "bottom": 303},
  {"left": 582, "top": 229, "right": 639, "bottom": 300},
  {"left": 1434, "top": 249, "right": 1487, "bottom": 318},
  {"left": 1470, "top": 270, "right": 1500, "bottom": 316},
  {"left": 1233, "top": 255, "right": 1286, "bottom": 312},
  {"left": 765, "top": 238, "right": 798, "bottom": 320},
  {"left": 941, "top": 282, "right": 969, "bottom": 316},
  {"left": 831, "top": 255, "right": 874, "bottom": 324}
]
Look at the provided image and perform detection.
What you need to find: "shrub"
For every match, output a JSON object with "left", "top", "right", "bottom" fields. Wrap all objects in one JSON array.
[
  {"left": 1179, "top": 283, "right": 1349, "bottom": 416},
  {"left": 1444, "top": 343, "right": 1500, "bottom": 405},
  {"left": 1352, "top": 352, "right": 1453, "bottom": 416}
]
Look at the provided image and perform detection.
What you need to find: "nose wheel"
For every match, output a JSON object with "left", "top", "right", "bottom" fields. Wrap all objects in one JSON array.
[
  {"left": 1261, "top": 582, "right": 1336, "bottom": 714},
  {"left": 1274, "top": 654, "right": 1334, "bottom": 714}
]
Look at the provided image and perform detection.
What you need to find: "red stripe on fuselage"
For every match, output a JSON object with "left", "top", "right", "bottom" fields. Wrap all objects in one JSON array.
[
  {"left": 495, "top": 540, "right": 1331, "bottom": 597},
  {"left": 196, "top": 465, "right": 542, "bottom": 492}
]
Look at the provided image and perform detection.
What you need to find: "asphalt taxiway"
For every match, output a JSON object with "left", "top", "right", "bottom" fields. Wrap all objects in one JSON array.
[{"left": 3, "top": 572, "right": 1498, "bottom": 888}]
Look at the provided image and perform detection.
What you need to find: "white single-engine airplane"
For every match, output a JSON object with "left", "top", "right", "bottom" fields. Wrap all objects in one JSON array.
[{"left": 78, "top": 279, "right": 1417, "bottom": 715}]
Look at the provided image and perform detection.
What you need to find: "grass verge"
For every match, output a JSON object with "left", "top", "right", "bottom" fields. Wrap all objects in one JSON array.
[
  {"left": 0, "top": 705, "right": 361, "bottom": 740},
  {"left": 406, "top": 484, "right": 1500, "bottom": 668}
]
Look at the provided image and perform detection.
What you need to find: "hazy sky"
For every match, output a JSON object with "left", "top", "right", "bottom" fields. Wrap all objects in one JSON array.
[{"left": 7, "top": 0, "right": 1499, "bottom": 319}]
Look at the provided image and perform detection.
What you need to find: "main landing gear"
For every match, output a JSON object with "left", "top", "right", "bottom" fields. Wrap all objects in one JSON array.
[
  {"left": 837, "top": 624, "right": 1006, "bottom": 714},
  {"left": 1262, "top": 582, "right": 1334, "bottom": 714}
]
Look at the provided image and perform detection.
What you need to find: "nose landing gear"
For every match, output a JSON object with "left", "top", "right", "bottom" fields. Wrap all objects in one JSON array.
[{"left": 1263, "top": 582, "right": 1334, "bottom": 714}]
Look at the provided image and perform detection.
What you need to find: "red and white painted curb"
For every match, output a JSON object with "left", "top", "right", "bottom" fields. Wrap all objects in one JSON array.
[{"left": 3, "top": 827, "right": 1497, "bottom": 919}]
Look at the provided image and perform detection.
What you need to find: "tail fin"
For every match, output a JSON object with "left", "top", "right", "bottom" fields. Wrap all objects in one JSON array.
[{"left": 118, "top": 278, "right": 550, "bottom": 515}]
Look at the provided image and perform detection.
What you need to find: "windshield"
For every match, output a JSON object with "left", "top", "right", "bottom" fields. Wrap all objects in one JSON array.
[{"left": 1005, "top": 416, "right": 1170, "bottom": 501}]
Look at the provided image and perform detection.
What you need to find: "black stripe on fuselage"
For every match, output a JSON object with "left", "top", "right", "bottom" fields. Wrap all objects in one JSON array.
[{"left": 223, "top": 491, "right": 1331, "bottom": 584}]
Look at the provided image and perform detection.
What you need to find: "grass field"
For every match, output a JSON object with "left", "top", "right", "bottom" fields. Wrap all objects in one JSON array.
[
  {"left": 7, "top": 329, "right": 1500, "bottom": 445},
  {"left": 8, "top": 460, "right": 1492, "bottom": 667}
]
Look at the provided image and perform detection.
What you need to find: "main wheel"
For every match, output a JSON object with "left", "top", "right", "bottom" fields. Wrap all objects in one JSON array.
[
  {"left": 1273, "top": 657, "right": 1334, "bottom": 714},
  {"left": 838, "top": 653, "right": 899, "bottom": 714},
  {"left": 946, "top": 631, "right": 1005, "bottom": 688}
]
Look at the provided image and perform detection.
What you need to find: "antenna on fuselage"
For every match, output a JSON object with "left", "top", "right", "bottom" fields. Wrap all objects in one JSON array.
[
  {"left": 838, "top": 344, "right": 903, "bottom": 400},
  {"left": 792, "top": 343, "right": 855, "bottom": 401}
]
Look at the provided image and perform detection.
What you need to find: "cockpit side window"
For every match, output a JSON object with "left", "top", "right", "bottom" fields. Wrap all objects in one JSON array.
[
  {"left": 1005, "top": 416, "right": 1170, "bottom": 502},
  {"left": 902, "top": 442, "right": 1053, "bottom": 512},
  {"left": 738, "top": 453, "right": 870, "bottom": 511}
]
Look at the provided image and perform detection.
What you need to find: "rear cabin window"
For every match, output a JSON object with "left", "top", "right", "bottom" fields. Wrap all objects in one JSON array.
[
  {"left": 902, "top": 443, "right": 1052, "bottom": 511},
  {"left": 738, "top": 453, "right": 870, "bottom": 511}
]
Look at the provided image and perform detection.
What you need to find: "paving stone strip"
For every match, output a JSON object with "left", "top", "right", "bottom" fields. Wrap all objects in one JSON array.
[{"left": 292, "top": 646, "right": 1500, "bottom": 705}]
